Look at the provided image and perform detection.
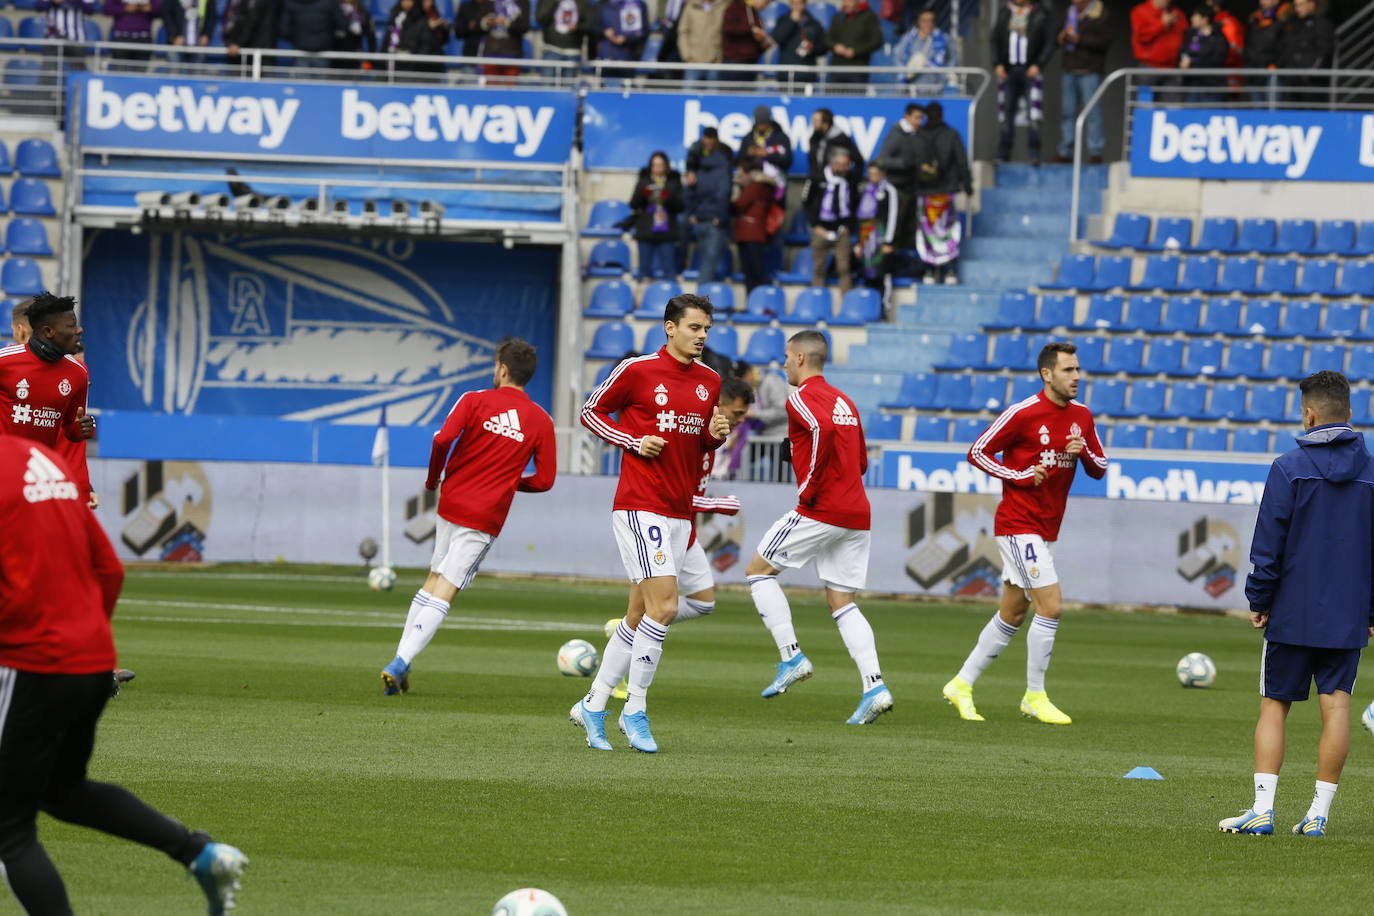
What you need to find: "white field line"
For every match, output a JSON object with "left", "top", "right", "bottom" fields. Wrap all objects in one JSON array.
[
  {"left": 116, "top": 598, "right": 591, "bottom": 632},
  {"left": 124, "top": 572, "right": 371, "bottom": 584}
]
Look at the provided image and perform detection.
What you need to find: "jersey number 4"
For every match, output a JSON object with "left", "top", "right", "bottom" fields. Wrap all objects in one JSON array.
[{"left": 1024, "top": 542, "right": 1038, "bottom": 563}]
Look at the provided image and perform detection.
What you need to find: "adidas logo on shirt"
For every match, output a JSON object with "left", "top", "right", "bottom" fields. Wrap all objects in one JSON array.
[
  {"left": 832, "top": 398, "right": 859, "bottom": 427},
  {"left": 482, "top": 409, "right": 526, "bottom": 442},
  {"left": 22, "top": 447, "right": 79, "bottom": 503}
]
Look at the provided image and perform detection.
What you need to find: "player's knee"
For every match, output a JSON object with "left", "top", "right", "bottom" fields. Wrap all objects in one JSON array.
[
  {"left": 684, "top": 597, "right": 714, "bottom": 616},
  {"left": 745, "top": 554, "right": 775, "bottom": 577}
]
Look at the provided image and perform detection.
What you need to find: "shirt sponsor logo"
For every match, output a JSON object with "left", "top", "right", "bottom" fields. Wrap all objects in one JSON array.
[
  {"left": 11, "top": 404, "right": 61, "bottom": 428},
  {"left": 482, "top": 408, "right": 526, "bottom": 442},
  {"left": 1038, "top": 425, "right": 1050, "bottom": 445},
  {"left": 654, "top": 383, "right": 669, "bottom": 407},
  {"left": 22, "top": 448, "right": 80, "bottom": 503},
  {"left": 658, "top": 409, "right": 706, "bottom": 435},
  {"left": 832, "top": 398, "right": 859, "bottom": 427},
  {"left": 15, "top": 378, "right": 29, "bottom": 400}
]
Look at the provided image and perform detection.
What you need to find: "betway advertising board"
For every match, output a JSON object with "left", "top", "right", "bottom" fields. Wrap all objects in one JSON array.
[
  {"left": 69, "top": 74, "right": 575, "bottom": 162},
  {"left": 882, "top": 448, "right": 1273, "bottom": 504},
  {"left": 1131, "top": 108, "right": 1374, "bottom": 182},
  {"left": 583, "top": 92, "right": 971, "bottom": 175}
]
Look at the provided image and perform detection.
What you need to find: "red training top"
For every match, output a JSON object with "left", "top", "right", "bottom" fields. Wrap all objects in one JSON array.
[
  {"left": 582, "top": 347, "right": 725, "bottom": 519},
  {"left": 967, "top": 390, "right": 1108, "bottom": 541},
  {"left": 1131, "top": 0, "right": 1187, "bottom": 68},
  {"left": 426, "top": 386, "right": 557, "bottom": 537},
  {"left": 0, "top": 437, "right": 121, "bottom": 674},
  {"left": 0, "top": 343, "right": 92, "bottom": 498},
  {"left": 788, "top": 375, "right": 871, "bottom": 531}
]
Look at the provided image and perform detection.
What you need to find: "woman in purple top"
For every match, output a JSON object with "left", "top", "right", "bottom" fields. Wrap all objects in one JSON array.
[{"left": 105, "top": 0, "right": 164, "bottom": 62}]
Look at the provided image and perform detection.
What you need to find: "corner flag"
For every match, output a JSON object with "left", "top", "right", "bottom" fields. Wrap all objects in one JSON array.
[{"left": 371, "top": 405, "right": 389, "bottom": 465}]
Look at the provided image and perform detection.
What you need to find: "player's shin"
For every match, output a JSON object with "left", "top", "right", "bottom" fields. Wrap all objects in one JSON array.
[
  {"left": 396, "top": 591, "right": 451, "bottom": 665},
  {"left": 1025, "top": 615, "right": 1060, "bottom": 692},
  {"left": 625, "top": 617, "right": 670, "bottom": 715},
  {"left": 674, "top": 596, "right": 714, "bottom": 621},
  {"left": 585, "top": 619, "right": 636, "bottom": 712},
  {"left": 749, "top": 575, "right": 799, "bottom": 660},
  {"left": 832, "top": 602, "right": 882, "bottom": 689},
  {"left": 957, "top": 612, "right": 1020, "bottom": 685}
]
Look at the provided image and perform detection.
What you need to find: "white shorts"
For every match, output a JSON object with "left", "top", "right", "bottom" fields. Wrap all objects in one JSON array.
[
  {"left": 612, "top": 510, "right": 692, "bottom": 583},
  {"left": 431, "top": 518, "right": 495, "bottom": 590},
  {"left": 756, "top": 511, "right": 870, "bottom": 592},
  {"left": 997, "top": 534, "right": 1059, "bottom": 592},
  {"left": 678, "top": 539, "right": 714, "bottom": 596}
]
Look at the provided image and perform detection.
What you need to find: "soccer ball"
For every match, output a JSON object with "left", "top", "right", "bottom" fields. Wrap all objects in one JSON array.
[
  {"left": 557, "top": 639, "right": 599, "bottom": 677},
  {"left": 367, "top": 566, "right": 397, "bottom": 592},
  {"left": 603, "top": 617, "right": 622, "bottom": 639},
  {"left": 492, "top": 888, "right": 568, "bottom": 916},
  {"left": 1176, "top": 652, "right": 1216, "bottom": 688}
]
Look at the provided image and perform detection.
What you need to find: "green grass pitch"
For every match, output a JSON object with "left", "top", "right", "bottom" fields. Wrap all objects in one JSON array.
[{"left": 42, "top": 566, "right": 1374, "bottom": 914}]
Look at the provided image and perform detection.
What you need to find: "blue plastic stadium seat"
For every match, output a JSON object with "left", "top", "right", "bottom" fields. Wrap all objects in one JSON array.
[
  {"left": 1232, "top": 427, "right": 1272, "bottom": 454},
  {"left": 1140, "top": 338, "right": 1184, "bottom": 376},
  {"left": 1131, "top": 255, "right": 1181, "bottom": 291},
  {"left": 913, "top": 415, "right": 951, "bottom": 442},
  {"left": 742, "top": 326, "right": 786, "bottom": 365},
  {"left": 1042, "top": 254, "right": 1094, "bottom": 291},
  {"left": 807, "top": 2, "right": 835, "bottom": 27},
  {"left": 1029, "top": 293, "right": 1075, "bottom": 330},
  {"left": 1349, "top": 345, "right": 1374, "bottom": 381},
  {"left": 1218, "top": 340, "right": 1263, "bottom": 379},
  {"left": 640, "top": 324, "right": 665, "bottom": 353},
  {"left": 1161, "top": 296, "right": 1203, "bottom": 333},
  {"left": 1334, "top": 261, "right": 1374, "bottom": 298},
  {"left": 1277, "top": 300, "right": 1322, "bottom": 338},
  {"left": 986, "top": 291, "right": 1035, "bottom": 330},
  {"left": 1125, "top": 295, "right": 1166, "bottom": 332},
  {"left": 831, "top": 287, "right": 881, "bottom": 326},
  {"left": 699, "top": 281, "right": 735, "bottom": 313},
  {"left": 683, "top": 245, "right": 737, "bottom": 283},
  {"left": 9, "top": 179, "right": 54, "bottom": 217},
  {"left": 1105, "top": 337, "right": 1145, "bottom": 374},
  {"left": 584, "top": 279, "right": 634, "bottom": 318},
  {"left": 1296, "top": 259, "right": 1339, "bottom": 298},
  {"left": 1237, "top": 218, "right": 1278, "bottom": 254},
  {"left": 1316, "top": 220, "right": 1356, "bottom": 256},
  {"left": 1355, "top": 221, "right": 1374, "bottom": 256},
  {"left": 1205, "top": 382, "right": 1248, "bottom": 421},
  {"left": 1192, "top": 427, "right": 1230, "bottom": 451},
  {"left": 880, "top": 372, "right": 936, "bottom": 409},
  {"left": 1010, "top": 375, "right": 1042, "bottom": 404},
  {"left": 984, "top": 334, "right": 1029, "bottom": 372},
  {"left": 1, "top": 258, "right": 43, "bottom": 296},
  {"left": 585, "top": 321, "right": 635, "bottom": 359},
  {"left": 17, "top": 17, "right": 46, "bottom": 49},
  {"left": 1322, "top": 301, "right": 1367, "bottom": 340},
  {"left": 1217, "top": 256, "right": 1260, "bottom": 295},
  {"left": 935, "top": 373, "right": 976, "bottom": 411},
  {"left": 4, "top": 218, "right": 50, "bottom": 256},
  {"left": 737, "top": 284, "right": 784, "bottom": 324},
  {"left": 1143, "top": 216, "right": 1194, "bottom": 251},
  {"left": 1169, "top": 255, "right": 1220, "bottom": 293},
  {"left": 708, "top": 324, "right": 739, "bottom": 360},
  {"left": 1088, "top": 378, "right": 1126, "bottom": 416},
  {"left": 1113, "top": 423, "right": 1147, "bottom": 448},
  {"left": 3, "top": 59, "right": 43, "bottom": 89},
  {"left": 1257, "top": 258, "right": 1300, "bottom": 296},
  {"left": 1193, "top": 217, "right": 1238, "bottom": 253},
  {"left": 1200, "top": 297, "right": 1244, "bottom": 336},
  {"left": 1354, "top": 388, "right": 1374, "bottom": 424},
  {"left": 936, "top": 333, "right": 988, "bottom": 371},
  {"left": 14, "top": 139, "right": 59, "bottom": 178},
  {"left": 1160, "top": 381, "right": 1205, "bottom": 419},
  {"left": 784, "top": 287, "right": 834, "bottom": 325},
  {"left": 1307, "top": 343, "right": 1346, "bottom": 374},
  {"left": 1276, "top": 219, "right": 1317, "bottom": 255},
  {"left": 1072, "top": 294, "right": 1120, "bottom": 331},
  {"left": 582, "top": 199, "right": 629, "bottom": 237},
  {"left": 0, "top": 141, "right": 9, "bottom": 175},
  {"left": 1125, "top": 380, "right": 1166, "bottom": 418},
  {"left": 950, "top": 417, "right": 986, "bottom": 443},
  {"left": 867, "top": 412, "right": 903, "bottom": 440},
  {"left": 1074, "top": 336, "right": 1107, "bottom": 373},
  {"left": 586, "top": 239, "right": 630, "bottom": 277},
  {"left": 1099, "top": 212, "right": 1149, "bottom": 250},
  {"left": 1181, "top": 338, "right": 1225, "bottom": 377},
  {"left": 776, "top": 248, "right": 813, "bottom": 284},
  {"left": 1247, "top": 383, "right": 1289, "bottom": 422},
  {"left": 1151, "top": 424, "right": 1189, "bottom": 449},
  {"left": 1259, "top": 342, "right": 1305, "bottom": 380},
  {"left": 1086, "top": 255, "right": 1132, "bottom": 292},
  {"left": 970, "top": 375, "right": 1009, "bottom": 412},
  {"left": 634, "top": 280, "right": 683, "bottom": 318}
]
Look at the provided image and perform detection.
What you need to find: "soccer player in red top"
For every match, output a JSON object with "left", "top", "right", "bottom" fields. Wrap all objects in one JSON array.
[
  {"left": 0, "top": 294, "right": 96, "bottom": 505},
  {"left": 745, "top": 330, "right": 893, "bottom": 725},
  {"left": 570, "top": 294, "right": 731, "bottom": 753},
  {"left": 0, "top": 437, "right": 248, "bottom": 916},
  {"left": 942, "top": 342, "right": 1107, "bottom": 725},
  {"left": 379, "top": 338, "right": 556, "bottom": 695}
]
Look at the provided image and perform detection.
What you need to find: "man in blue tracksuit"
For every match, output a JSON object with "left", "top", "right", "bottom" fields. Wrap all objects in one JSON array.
[{"left": 1220, "top": 370, "right": 1374, "bottom": 838}]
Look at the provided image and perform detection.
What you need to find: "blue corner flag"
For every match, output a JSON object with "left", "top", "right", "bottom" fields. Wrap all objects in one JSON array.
[{"left": 1123, "top": 766, "right": 1164, "bottom": 780}]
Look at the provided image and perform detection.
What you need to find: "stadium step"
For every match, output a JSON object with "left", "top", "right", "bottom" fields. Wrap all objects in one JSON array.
[
  {"left": 956, "top": 258, "right": 1056, "bottom": 290},
  {"left": 898, "top": 287, "right": 1002, "bottom": 330},
  {"left": 972, "top": 210, "right": 1074, "bottom": 238},
  {"left": 963, "top": 235, "right": 1070, "bottom": 263},
  {"left": 992, "top": 162, "right": 1109, "bottom": 191}
]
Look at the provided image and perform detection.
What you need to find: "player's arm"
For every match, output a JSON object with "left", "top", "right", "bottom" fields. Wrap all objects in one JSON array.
[
  {"left": 791, "top": 389, "right": 834, "bottom": 508},
  {"left": 967, "top": 407, "right": 1040, "bottom": 487},
  {"left": 703, "top": 397, "right": 729, "bottom": 452},
  {"left": 426, "top": 393, "right": 473, "bottom": 490},
  {"left": 83, "top": 505, "right": 125, "bottom": 618},
  {"left": 856, "top": 411, "right": 869, "bottom": 475},
  {"left": 1073, "top": 416, "right": 1108, "bottom": 480},
  {"left": 692, "top": 493, "right": 740, "bottom": 515},
  {"left": 581, "top": 359, "right": 653, "bottom": 455},
  {"left": 61, "top": 375, "right": 95, "bottom": 442},
  {"left": 517, "top": 416, "right": 557, "bottom": 493},
  {"left": 1244, "top": 461, "right": 1294, "bottom": 625}
]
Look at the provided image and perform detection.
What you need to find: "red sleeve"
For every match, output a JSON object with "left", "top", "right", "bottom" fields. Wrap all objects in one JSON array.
[
  {"left": 84, "top": 506, "right": 124, "bottom": 618},
  {"left": 856, "top": 416, "right": 869, "bottom": 476},
  {"left": 1132, "top": 5, "right": 1164, "bottom": 46},
  {"left": 693, "top": 494, "right": 740, "bottom": 515},
  {"left": 968, "top": 404, "right": 1038, "bottom": 487},
  {"left": 427, "top": 392, "right": 474, "bottom": 490},
  {"left": 702, "top": 376, "right": 726, "bottom": 452},
  {"left": 791, "top": 388, "right": 832, "bottom": 508},
  {"left": 1079, "top": 414, "right": 1108, "bottom": 480},
  {"left": 61, "top": 367, "right": 89, "bottom": 443},
  {"left": 581, "top": 358, "right": 643, "bottom": 453},
  {"left": 517, "top": 415, "right": 557, "bottom": 493}
]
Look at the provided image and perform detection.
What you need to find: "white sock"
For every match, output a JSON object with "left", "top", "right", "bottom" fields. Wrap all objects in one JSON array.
[
  {"left": 1254, "top": 772, "right": 1278, "bottom": 813},
  {"left": 1307, "top": 780, "right": 1337, "bottom": 820},
  {"left": 957, "top": 612, "right": 1019, "bottom": 685},
  {"left": 395, "top": 591, "right": 450, "bottom": 665},
  {"left": 1025, "top": 614, "right": 1060, "bottom": 693},
  {"left": 625, "top": 617, "right": 669, "bottom": 715},
  {"left": 749, "top": 575, "right": 799, "bottom": 661},
  {"left": 674, "top": 596, "right": 715, "bottom": 621},
  {"left": 832, "top": 602, "right": 883, "bottom": 690},
  {"left": 584, "top": 620, "right": 636, "bottom": 712}
]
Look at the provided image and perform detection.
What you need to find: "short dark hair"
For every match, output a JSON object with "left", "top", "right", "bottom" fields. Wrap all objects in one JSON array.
[
  {"left": 814, "top": 107, "right": 834, "bottom": 127},
  {"left": 721, "top": 375, "right": 755, "bottom": 406},
  {"left": 1299, "top": 370, "right": 1351, "bottom": 420},
  {"left": 495, "top": 337, "right": 537, "bottom": 386},
  {"left": 702, "top": 127, "right": 719, "bottom": 140},
  {"left": 788, "top": 329, "right": 828, "bottom": 367},
  {"left": 904, "top": 102, "right": 924, "bottom": 117},
  {"left": 1192, "top": 6, "right": 1214, "bottom": 21},
  {"left": 1037, "top": 341, "right": 1077, "bottom": 374},
  {"left": 24, "top": 292, "right": 77, "bottom": 331},
  {"left": 665, "top": 293, "right": 714, "bottom": 325}
]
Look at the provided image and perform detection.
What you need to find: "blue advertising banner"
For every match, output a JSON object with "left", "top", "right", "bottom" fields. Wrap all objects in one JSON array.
[
  {"left": 70, "top": 74, "right": 576, "bottom": 163},
  {"left": 81, "top": 231, "right": 558, "bottom": 427},
  {"left": 1130, "top": 108, "right": 1374, "bottom": 182},
  {"left": 583, "top": 92, "right": 972, "bottom": 175},
  {"left": 881, "top": 448, "right": 1274, "bottom": 504}
]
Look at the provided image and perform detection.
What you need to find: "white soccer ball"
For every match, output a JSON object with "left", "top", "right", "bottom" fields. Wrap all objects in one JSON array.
[
  {"left": 1176, "top": 652, "right": 1216, "bottom": 688},
  {"left": 557, "top": 639, "right": 599, "bottom": 677},
  {"left": 492, "top": 888, "right": 568, "bottom": 916},
  {"left": 367, "top": 566, "right": 397, "bottom": 592}
]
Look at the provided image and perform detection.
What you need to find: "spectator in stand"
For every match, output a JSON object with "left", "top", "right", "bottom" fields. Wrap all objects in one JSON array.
[
  {"left": 334, "top": 0, "right": 377, "bottom": 67},
  {"left": 625, "top": 151, "right": 685, "bottom": 289},
  {"left": 657, "top": 0, "right": 686, "bottom": 72},
  {"left": 224, "top": 0, "right": 283, "bottom": 63},
  {"left": 279, "top": 0, "right": 347, "bottom": 68},
  {"left": 164, "top": 0, "right": 217, "bottom": 67},
  {"left": 1051, "top": 0, "right": 1109, "bottom": 164},
  {"left": 771, "top": 0, "right": 826, "bottom": 84},
  {"left": 451, "top": 0, "right": 482, "bottom": 57},
  {"left": 1130, "top": 0, "right": 1187, "bottom": 86},
  {"left": 731, "top": 154, "right": 778, "bottom": 292},
  {"left": 913, "top": 101, "right": 971, "bottom": 285},
  {"left": 806, "top": 146, "right": 858, "bottom": 294},
  {"left": 596, "top": 0, "right": 649, "bottom": 78},
  {"left": 875, "top": 101, "right": 921, "bottom": 248},
  {"left": 402, "top": 0, "right": 451, "bottom": 73},
  {"left": 806, "top": 108, "right": 863, "bottom": 187},
  {"left": 854, "top": 162, "right": 898, "bottom": 314},
  {"left": 744, "top": 104, "right": 794, "bottom": 174},
  {"left": 1179, "top": 6, "right": 1230, "bottom": 102},
  {"left": 1207, "top": 0, "right": 1244, "bottom": 70},
  {"left": 721, "top": 0, "right": 772, "bottom": 82},
  {"left": 382, "top": 0, "right": 418, "bottom": 52},
  {"left": 677, "top": 0, "right": 726, "bottom": 83},
  {"left": 826, "top": 0, "right": 883, "bottom": 84},
  {"left": 104, "top": 0, "right": 162, "bottom": 65},
  {"left": 894, "top": 8, "right": 958, "bottom": 91},
  {"left": 684, "top": 127, "right": 736, "bottom": 288},
  {"left": 991, "top": 0, "right": 1054, "bottom": 165},
  {"left": 36, "top": 0, "right": 97, "bottom": 57},
  {"left": 1245, "top": 0, "right": 1291, "bottom": 71},
  {"left": 536, "top": 0, "right": 590, "bottom": 66},
  {"left": 471, "top": 0, "right": 528, "bottom": 78},
  {"left": 1280, "top": 0, "right": 1333, "bottom": 106}
]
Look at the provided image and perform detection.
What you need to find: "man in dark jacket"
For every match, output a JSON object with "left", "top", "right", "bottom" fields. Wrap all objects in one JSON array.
[
  {"left": 806, "top": 108, "right": 863, "bottom": 186},
  {"left": 224, "top": 0, "right": 282, "bottom": 60},
  {"left": 279, "top": 0, "right": 346, "bottom": 64},
  {"left": 911, "top": 101, "right": 970, "bottom": 284},
  {"left": 826, "top": 0, "right": 882, "bottom": 84},
  {"left": 991, "top": 0, "right": 1055, "bottom": 163},
  {"left": 771, "top": 0, "right": 825, "bottom": 83},
  {"left": 1222, "top": 370, "right": 1374, "bottom": 839},
  {"left": 1178, "top": 6, "right": 1230, "bottom": 102},
  {"left": 1279, "top": 0, "right": 1333, "bottom": 107},
  {"left": 743, "top": 104, "right": 794, "bottom": 174},
  {"left": 164, "top": 0, "right": 218, "bottom": 64},
  {"left": 875, "top": 102, "right": 922, "bottom": 250},
  {"left": 535, "top": 0, "right": 590, "bottom": 64},
  {"left": 1051, "top": 0, "right": 1110, "bottom": 163},
  {"left": 684, "top": 127, "right": 735, "bottom": 287}
]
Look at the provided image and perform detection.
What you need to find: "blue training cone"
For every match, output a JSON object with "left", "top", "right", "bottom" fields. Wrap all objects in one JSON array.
[{"left": 1123, "top": 766, "right": 1164, "bottom": 780}]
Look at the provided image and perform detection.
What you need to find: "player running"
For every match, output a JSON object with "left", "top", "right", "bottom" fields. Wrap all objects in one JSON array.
[
  {"left": 942, "top": 341, "right": 1107, "bottom": 725},
  {"left": 570, "top": 294, "right": 730, "bottom": 753},
  {"left": 379, "top": 338, "right": 555, "bottom": 694},
  {"left": 746, "top": 330, "right": 893, "bottom": 725}
]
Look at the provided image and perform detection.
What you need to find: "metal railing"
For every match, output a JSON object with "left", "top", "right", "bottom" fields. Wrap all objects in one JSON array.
[
  {"left": 577, "top": 433, "right": 887, "bottom": 486},
  {"left": 1333, "top": 3, "right": 1374, "bottom": 78},
  {"left": 1068, "top": 67, "right": 1374, "bottom": 243}
]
